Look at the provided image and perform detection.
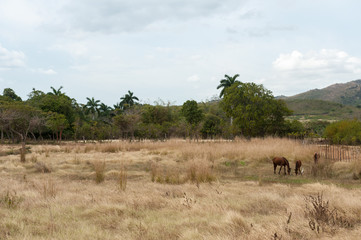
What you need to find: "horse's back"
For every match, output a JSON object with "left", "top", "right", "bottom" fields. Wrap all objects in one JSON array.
[{"left": 272, "top": 157, "right": 287, "bottom": 165}]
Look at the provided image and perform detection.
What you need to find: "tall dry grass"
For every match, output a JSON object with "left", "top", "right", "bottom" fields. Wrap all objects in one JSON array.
[{"left": 0, "top": 138, "right": 360, "bottom": 239}]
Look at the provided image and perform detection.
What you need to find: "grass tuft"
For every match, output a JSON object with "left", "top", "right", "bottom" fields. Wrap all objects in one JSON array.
[
  {"left": 93, "top": 161, "right": 106, "bottom": 184},
  {"left": 0, "top": 191, "right": 23, "bottom": 209}
]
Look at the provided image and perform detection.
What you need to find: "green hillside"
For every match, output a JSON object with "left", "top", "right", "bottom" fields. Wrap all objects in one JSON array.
[
  {"left": 284, "top": 99, "right": 361, "bottom": 121},
  {"left": 288, "top": 79, "right": 361, "bottom": 106}
]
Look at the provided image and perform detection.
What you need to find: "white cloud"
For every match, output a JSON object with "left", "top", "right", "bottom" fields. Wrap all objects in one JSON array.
[
  {"left": 187, "top": 74, "right": 200, "bottom": 82},
  {"left": 268, "top": 49, "right": 361, "bottom": 96},
  {"left": 0, "top": 0, "right": 43, "bottom": 27},
  {"left": 34, "top": 68, "right": 57, "bottom": 75},
  {"left": 57, "top": 0, "right": 246, "bottom": 34},
  {"left": 52, "top": 42, "right": 89, "bottom": 57},
  {"left": 273, "top": 49, "right": 361, "bottom": 74},
  {"left": 0, "top": 44, "right": 26, "bottom": 69}
]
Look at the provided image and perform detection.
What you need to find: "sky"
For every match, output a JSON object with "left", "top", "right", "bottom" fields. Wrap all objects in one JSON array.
[{"left": 1, "top": 0, "right": 361, "bottom": 106}]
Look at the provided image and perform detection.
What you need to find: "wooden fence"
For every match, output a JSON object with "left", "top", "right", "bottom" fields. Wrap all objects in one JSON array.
[{"left": 318, "top": 145, "right": 361, "bottom": 161}]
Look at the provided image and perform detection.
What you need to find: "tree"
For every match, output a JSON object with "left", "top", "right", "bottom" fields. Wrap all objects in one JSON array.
[
  {"left": 216, "top": 74, "right": 240, "bottom": 98},
  {"left": 46, "top": 112, "right": 69, "bottom": 142},
  {"left": 120, "top": 91, "right": 139, "bottom": 110},
  {"left": 0, "top": 101, "right": 43, "bottom": 162},
  {"left": 181, "top": 100, "right": 203, "bottom": 139},
  {"left": 221, "top": 82, "right": 291, "bottom": 137},
  {"left": 28, "top": 93, "right": 75, "bottom": 130},
  {"left": 3, "top": 88, "right": 22, "bottom": 101},
  {"left": 48, "top": 86, "right": 64, "bottom": 96},
  {"left": 85, "top": 97, "right": 100, "bottom": 120},
  {"left": 200, "top": 114, "right": 221, "bottom": 139},
  {"left": 113, "top": 113, "right": 140, "bottom": 140},
  {"left": 324, "top": 120, "right": 361, "bottom": 145}
]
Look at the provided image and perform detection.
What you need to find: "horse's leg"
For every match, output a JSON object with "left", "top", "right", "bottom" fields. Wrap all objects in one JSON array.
[
  {"left": 278, "top": 165, "right": 282, "bottom": 174},
  {"left": 274, "top": 164, "right": 276, "bottom": 174},
  {"left": 284, "top": 165, "right": 286, "bottom": 175}
]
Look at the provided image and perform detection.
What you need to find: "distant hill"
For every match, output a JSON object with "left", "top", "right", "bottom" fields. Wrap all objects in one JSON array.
[
  {"left": 288, "top": 79, "right": 361, "bottom": 106},
  {"left": 284, "top": 99, "right": 361, "bottom": 121}
]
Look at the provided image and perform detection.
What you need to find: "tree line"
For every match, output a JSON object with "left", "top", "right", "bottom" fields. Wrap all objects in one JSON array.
[{"left": 1, "top": 74, "right": 330, "bottom": 152}]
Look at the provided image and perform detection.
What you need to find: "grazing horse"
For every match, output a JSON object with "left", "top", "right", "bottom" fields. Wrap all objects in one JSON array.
[
  {"left": 295, "top": 160, "right": 302, "bottom": 175},
  {"left": 314, "top": 152, "right": 320, "bottom": 164},
  {"left": 272, "top": 157, "right": 291, "bottom": 175}
]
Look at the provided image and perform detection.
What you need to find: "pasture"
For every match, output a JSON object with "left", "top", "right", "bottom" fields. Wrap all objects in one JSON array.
[{"left": 1, "top": 138, "right": 361, "bottom": 239}]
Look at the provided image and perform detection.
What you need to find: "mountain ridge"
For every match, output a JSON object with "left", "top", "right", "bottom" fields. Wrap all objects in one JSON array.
[{"left": 286, "top": 79, "right": 361, "bottom": 106}]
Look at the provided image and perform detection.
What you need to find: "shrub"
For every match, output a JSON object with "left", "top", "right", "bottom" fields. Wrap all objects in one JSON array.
[
  {"left": 187, "top": 160, "right": 216, "bottom": 183},
  {"left": 305, "top": 192, "right": 353, "bottom": 234}
]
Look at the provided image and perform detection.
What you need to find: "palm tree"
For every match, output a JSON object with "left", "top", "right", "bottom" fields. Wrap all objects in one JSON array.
[
  {"left": 120, "top": 91, "right": 139, "bottom": 110},
  {"left": 85, "top": 97, "right": 100, "bottom": 120},
  {"left": 49, "top": 86, "right": 64, "bottom": 96},
  {"left": 216, "top": 74, "right": 240, "bottom": 98},
  {"left": 99, "top": 103, "right": 112, "bottom": 115}
]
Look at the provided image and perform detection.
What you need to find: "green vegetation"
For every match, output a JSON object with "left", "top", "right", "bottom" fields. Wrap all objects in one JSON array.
[
  {"left": 221, "top": 82, "right": 291, "bottom": 137},
  {"left": 324, "top": 119, "right": 361, "bottom": 145},
  {"left": 285, "top": 99, "right": 361, "bottom": 120},
  {"left": 287, "top": 79, "right": 361, "bottom": 106},
  {"left": 3, "top": 75, "right": 359, "bottom": 156}
]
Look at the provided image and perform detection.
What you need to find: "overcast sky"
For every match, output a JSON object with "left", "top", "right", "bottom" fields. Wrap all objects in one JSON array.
[{"left": 1, "top": 0, "right": 361, "bottom": 105}]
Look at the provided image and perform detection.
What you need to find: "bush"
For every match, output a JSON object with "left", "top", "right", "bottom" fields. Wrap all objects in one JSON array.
[
  {"left": 305, "top": 192, "right": 353, "bottom": 234},
  {"left": 324, "top": 120, "right": 361, "bottom": 145}
]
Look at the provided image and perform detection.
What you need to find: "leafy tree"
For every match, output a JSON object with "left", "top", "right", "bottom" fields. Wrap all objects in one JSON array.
[
  {"left": 221, "top": 82, "right": 291, "bottom": 137},
  {"left": 3, "top": 88, "right": 22, "bottom": 101},
  {"left": 181, "top": 100, "right": 203, "bottom": 139},
  {"left": 324, "top": 120, "right": 361, "bottom": 145},
  {"left": 141, "top": 104, "right": 172, "bottom": 125},
  {"left": 304, "top": 120, "right": 330, "bottom": 137},
  {"left": 46, "top": 112, "right": 69, "bottom": 142},
  {"left": 0, "top": 101, "right": 43, "bottom": 161},
  {"left": 216, "top": 74, "right": 240, "bottom": 98},
  {"left": 85, "top": 97, "right": 100, "bottom": 120},
  {"left": 120, "top": 91, "right": 139, "bottom": 110},
  {"left": 113, "top": 113, "right": 140, "bottom": 139},
  {"left": 200, "top": 114, "right": 221, "bottom": 139},
  {"left": 29, "top": 94, "right": 75, "bottom": 127}
]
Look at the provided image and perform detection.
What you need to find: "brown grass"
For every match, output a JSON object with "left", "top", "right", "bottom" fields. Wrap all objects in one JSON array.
[
  {"left": 0, "top": 138, "right": 360, "bottom": 239},
  {"left": 93, "top": 160, "right": 106, "bottom": 183}
]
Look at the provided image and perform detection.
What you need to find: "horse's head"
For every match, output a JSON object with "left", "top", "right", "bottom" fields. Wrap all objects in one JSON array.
[{"left": 288, "top": 167, "right": 291, "bottom": 175}]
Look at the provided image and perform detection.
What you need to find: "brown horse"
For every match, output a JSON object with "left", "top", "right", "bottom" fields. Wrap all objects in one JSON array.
[
  {"left": 314, "top": 152, "right": 320, "bottom": 164},
  {"left": 272, "top": 157, "right": 291, "bottom": 175},
  {"left": 295, "top": 160, "right": 302, "bottom": 175}
]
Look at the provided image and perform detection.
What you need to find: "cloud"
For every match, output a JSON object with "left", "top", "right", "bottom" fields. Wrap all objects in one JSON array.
[
  {"left": 58, "top": 0, "right": 246, "bottom": 34},
  {"left": 187, "top": 74, "right": 200, "bottom": 82},
  {"left": 51, "top": 42, "right": 89, "bottom": 57},
  {"left": 33, "top": 68, "right": 57, "bottom": 75},
  {"left": 273, "top": 49, "right": 361, "bottom": 74},
  {"left": 268, "top": 49, "right": 361, "bottom": 96},
  {"left": 0, "top": 0, "right": 43, "bottom": 27},
  {"left": 0, "top": 44, "right": 26, "bottom": 70}
]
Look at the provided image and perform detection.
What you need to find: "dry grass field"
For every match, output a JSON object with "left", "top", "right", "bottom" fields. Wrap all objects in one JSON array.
[{"left": 1, "top": 138, "right": 361, "bottom": 239}]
